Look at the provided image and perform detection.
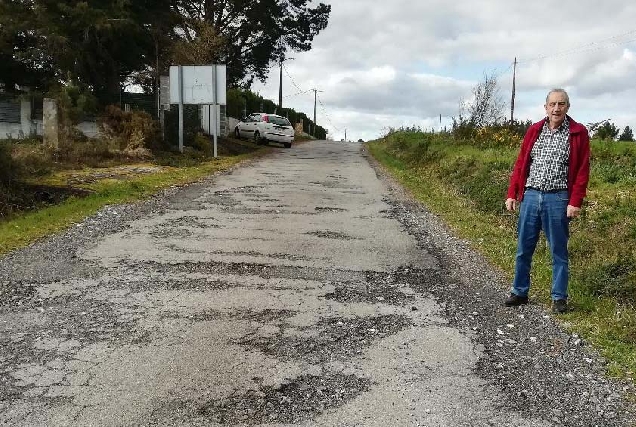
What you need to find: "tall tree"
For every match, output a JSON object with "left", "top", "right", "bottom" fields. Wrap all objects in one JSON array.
[
  {"left": 618, "top": 125, "right": 634, "bottom": 142},
  {"left": 0, "top": 0, "right": 56, "bottom": 92},
  {"left": 595, "top": 121, "right": 620, "bottom": 141},
  {"left": 0, "top": 0, "right": 330, "bottom": 102},
  {"left": 173, "top": 0, "right": 331, "bottom": 86},
  {"left": 465, "top": 72, "right": 505, "bottom": 128},
  {"left": 0, "top": 0, "right": 176, "bottom": 103}
]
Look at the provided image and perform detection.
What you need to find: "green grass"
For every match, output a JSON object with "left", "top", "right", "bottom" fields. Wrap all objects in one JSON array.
[
  {"left": 367, "top": 131, "right": 636, "bottom": 383},
  {"left": 0, "top": 152, "right": 259, "bottom": 255}
]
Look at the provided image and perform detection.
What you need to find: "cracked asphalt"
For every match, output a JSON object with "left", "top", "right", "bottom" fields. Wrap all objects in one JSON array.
[{"left": 1, "top": 140, "right": 634, "bottom": 426}]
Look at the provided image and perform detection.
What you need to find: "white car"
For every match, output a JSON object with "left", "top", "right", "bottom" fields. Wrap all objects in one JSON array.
[{"left": 234, "top": 113, "right": 294, "bottom": 148}]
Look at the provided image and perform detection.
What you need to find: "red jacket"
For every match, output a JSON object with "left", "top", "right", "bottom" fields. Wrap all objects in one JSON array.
[{"left": 507, "top": 116, "right": 590, "bottom": 208}]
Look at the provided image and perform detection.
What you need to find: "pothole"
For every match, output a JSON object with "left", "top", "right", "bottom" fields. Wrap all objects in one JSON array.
[
  {"left": 237, "top": 314, "right": 412, "bottom": 364},
  {"left": 305, "top": 231, "right": 360, "bottom": 240},
  {"left": 199, "top": 373, "right": 371, "bottom": 425}
]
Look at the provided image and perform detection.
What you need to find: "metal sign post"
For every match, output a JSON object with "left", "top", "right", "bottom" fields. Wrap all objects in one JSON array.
[
  {"left": 212, "top": 64, "right": 218, "bottom": 158},
  {"left": 178, "top": 65, "right": 184, "bottom": 153},
  {"left": 169, "top": 64, "right": 226, "bottom": 155}
]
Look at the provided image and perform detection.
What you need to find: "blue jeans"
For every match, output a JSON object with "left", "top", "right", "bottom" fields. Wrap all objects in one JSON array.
[{"left": 512, "top": 188, "right": 570, "bottom": 301}]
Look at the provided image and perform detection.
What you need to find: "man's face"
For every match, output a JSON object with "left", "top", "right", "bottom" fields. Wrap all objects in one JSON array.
[{"left": 544, "top": 92, "right": 570, "bottom": 128}]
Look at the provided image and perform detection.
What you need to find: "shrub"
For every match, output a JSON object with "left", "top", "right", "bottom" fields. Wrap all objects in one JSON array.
[
  {"left": 12, "top": 144, "right": 52, "bottom": 177},
  {"left": 192, "top": 132, "right": 212, "bottom": 155},
  {"left": 474, "top": 126, "right": 521, "bottom": 148},
  {"left": 98, "top": 105, "right": 162, "bottom": 151}
]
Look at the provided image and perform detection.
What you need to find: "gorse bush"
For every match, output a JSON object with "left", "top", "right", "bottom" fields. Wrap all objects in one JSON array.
[
  {"left": 452, "top": 119, "right": 530, "bottom": 148},
  {"left": 590, "top": 140, "right": 636, "bottom": 185},
  {"left": 99, "top": 105, "right": 162, "bottom": 151}
]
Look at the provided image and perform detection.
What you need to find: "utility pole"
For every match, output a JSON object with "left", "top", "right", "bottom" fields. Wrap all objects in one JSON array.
[
  {"left": 312, "top": 88, "right": 317, "bottom": 135},
  {"left": 311, "top": 88, "right": 322, "bottom": 136},
  {"left": 278, "top": 60, "right": 283, "bottom": 110},
  {"left": 510, "top": 57, "right": 517, "bottom": 124}
]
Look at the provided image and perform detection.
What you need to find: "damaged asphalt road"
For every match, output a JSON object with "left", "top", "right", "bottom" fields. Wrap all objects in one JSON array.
[{"left": 0, "top": 140, "right": 634, "bottom": 426}]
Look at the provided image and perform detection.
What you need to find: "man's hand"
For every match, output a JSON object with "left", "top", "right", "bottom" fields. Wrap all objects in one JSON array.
[
  {"left": 505, "top": 198, "right": 517, "bottom": 211},
  {"left": 567, "top": 205, "right": 581, "bottom": 218}
]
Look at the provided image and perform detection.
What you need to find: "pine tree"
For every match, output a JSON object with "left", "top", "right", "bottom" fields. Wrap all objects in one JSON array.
[{"left": 618, "top": 126, "right": 635, "bottom": 142}]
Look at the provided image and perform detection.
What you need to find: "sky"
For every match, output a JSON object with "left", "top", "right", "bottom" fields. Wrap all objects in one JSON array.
[{"left": 252, "top": 0, "right": 636, "bottom": 142}]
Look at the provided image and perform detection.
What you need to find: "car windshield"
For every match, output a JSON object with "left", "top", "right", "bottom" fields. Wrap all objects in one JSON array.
[{"left": 269, "top": 116, "right": 291, "bottom": 126}]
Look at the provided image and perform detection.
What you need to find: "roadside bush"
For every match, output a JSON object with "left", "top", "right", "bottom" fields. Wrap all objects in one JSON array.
[
  {"left": 12, "top": 144, "right": 52, "bottom": 177},
  {"left": 452, "top": 120, "right": 526, "bottom": 148},
  {"left": 99, "top": 105, "right": 162, "bottom": 151},
  {"left": 409, "top": 134, "right": 443, "bottom": 167},
  {"left": 192, "top": 132, "right": 212, "bottom": 155},
  {"left": 451, "top": 118, "right": 476, "bottom": 142},
  {"left": 474, "top": 126, "right": 521, "bottom": 148}
]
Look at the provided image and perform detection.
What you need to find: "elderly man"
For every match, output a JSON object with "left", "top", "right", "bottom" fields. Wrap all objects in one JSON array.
[{"left": 504, "top": 88, "right": 590, "bottom": 313}]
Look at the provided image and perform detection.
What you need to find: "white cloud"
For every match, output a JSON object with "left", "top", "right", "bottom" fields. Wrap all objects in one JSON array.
[{"left": 252, "top": 1, "right": 636, "bottom": 140}]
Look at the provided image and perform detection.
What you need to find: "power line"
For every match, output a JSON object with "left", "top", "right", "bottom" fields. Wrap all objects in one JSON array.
[
  {"left": 283, "top": 89, "right": 312, "bottom": 99},
  {"left": 518, "top": 28, "right": 636, "bottom": 64},
  {"left": 493, "top": 61, "right": 515, "bottom": 79},
  {"left": 282, "top": 63, "right": 306, "bottom": 94},
  {"left": 281, "top": 63, "right": 341, "bottom": 136},
  {"left": 317, "top": 94, "right": 341, "bottom": 132}
]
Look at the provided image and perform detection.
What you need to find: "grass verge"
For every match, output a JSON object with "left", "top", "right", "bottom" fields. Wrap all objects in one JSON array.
[
  {"left": 367, "top": 132, "right": 636, "bottom": 383},
  {"left": 0, "top": 149, "right": 263, "bottom": 256}
]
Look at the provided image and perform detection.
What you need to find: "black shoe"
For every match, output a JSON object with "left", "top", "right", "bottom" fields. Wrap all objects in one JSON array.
[
  {"left": 504, "top": 293, "right": 528, "bottom": 307},
  {"left": 552, "top": 299, "right": 568, "bottom": 314}
]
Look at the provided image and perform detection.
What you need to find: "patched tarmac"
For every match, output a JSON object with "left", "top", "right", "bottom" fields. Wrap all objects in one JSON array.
[{"left": 1, "top": 141, "right": 633, "bottom": 426}]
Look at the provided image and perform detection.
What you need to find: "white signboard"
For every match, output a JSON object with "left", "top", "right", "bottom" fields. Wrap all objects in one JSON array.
[{"left": 169, "top": 65, "right": 227, "bottom": 105}]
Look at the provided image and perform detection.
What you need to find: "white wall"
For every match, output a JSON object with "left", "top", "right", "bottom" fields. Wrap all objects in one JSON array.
[
  {"left": 0, "top": 122, "right": 23, "bottom": 139},
  {"left": 0, "top": 120, "right": 99, "bottom": 140},
  {"left": 227, "top": 117, "right": 239, "bottom": 134}
]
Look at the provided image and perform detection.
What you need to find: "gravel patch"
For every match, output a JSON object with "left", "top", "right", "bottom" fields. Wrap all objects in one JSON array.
[
  {"left": 199, "top": 373, "right": 371, "bottom": 425},
  {"left": 236, "top": 314, "right": 412, "bottom": 364}
]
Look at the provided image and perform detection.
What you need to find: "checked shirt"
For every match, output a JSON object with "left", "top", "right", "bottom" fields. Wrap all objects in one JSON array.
[{"left": 526, "top": 117, "right": 570, "bottom": 192}]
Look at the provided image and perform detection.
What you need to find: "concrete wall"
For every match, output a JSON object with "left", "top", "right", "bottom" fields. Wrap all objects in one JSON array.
[
  {"left": 75, "top": 122, "right": 101, "bottom": 139},
  {"left": 227, "top": 117, "right": 239, "bottom": 135},
  {"left": 0, "top": 97, "right": 103, "bottom": 141},
  {"left": 0, "top": 122, "right": 24, "bottom": 139}
]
